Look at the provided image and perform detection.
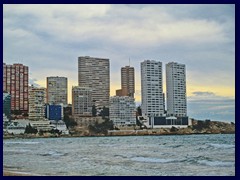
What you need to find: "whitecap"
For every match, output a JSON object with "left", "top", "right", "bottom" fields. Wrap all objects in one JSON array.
[
  {"left": 39, "top": 151, "right": 68, "bottom": 157},
  {"left": 4, "top": 141, "right": 41, "bottom": 145},
  {"left": 131, "top": 156, "right": 176, "bottom": 163},
  {"left": 209, "top": 143, "right": 235, "bottom": 149},
  {"left": 198, "top": 160, "right": 234, "bottom": 167}
]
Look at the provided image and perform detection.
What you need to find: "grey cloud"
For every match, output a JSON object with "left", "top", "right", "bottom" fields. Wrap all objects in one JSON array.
[
  {"left": 188, "top": 97, "right": 235, "bottom": 122},
  {"left": 3, "top": 4, "right": 235, "bottom": 107},
  {"left": 188, "top": 91, "right": 235, "bottom": 122},
  {"left": 29, "top": 78, "right": 40, "bottom": 87},
  {"left": 192, "top": 91, "right": 215, "bottom": 96}
]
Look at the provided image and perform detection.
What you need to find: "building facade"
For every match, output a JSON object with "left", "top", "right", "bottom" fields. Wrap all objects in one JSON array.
[
  {"left": 3, "top": 63, "right": 29, "bottom": 113},
  {"left": 72, "top": 86, "right": 92, "bottom": 116},
  {"left": 166, "top": 62, "right": 187, "bottom": 117},
  {"left": 78, "top": 56, "right": 110, "bottom": 109},
  {"left": 109, "top": 96, "right": 136, "bottom": 126},
  {"left": 28, "top": 86, "right": 46, "bottom": 121},
  {"left": 3, "top": 93, "right": 11, "bottom": 119},
  {"left": 46, "top": 76, "right": 68, "bottom": 106},
  {"left": 141, "top": 60, "right": 164, "bottom": 117},
  {"left": 121, "top": 66, "right": 135, "bottom": 97}
]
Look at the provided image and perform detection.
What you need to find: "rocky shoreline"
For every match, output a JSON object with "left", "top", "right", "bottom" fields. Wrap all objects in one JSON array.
[{"left": 3, "top": 120, "right": 235, "bottom": 139}]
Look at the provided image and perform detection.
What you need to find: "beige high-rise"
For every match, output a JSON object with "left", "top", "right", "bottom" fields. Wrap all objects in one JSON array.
[
  {"left": 78, "top": 56, "right": 110, "bottom": 109},
  {"left": 121, "top": 66, "right": 135, "bottom": 97},
  {"left": 46, "top": 76, "right": 68, "bottom": 106},
  {"left": 28, "top": 86, "right": 46, "bottom": 121}
]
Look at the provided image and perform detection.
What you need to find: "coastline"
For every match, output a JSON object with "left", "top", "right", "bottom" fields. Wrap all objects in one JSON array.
[
  {"left": 3, "top": 120, "right": 235, "bottom": 139},
  {"left": 3, "top": 170, "right": 33, "bottom": 176},
  {"left": 3, "top": 131, "right": 235, "bottom": 140}
]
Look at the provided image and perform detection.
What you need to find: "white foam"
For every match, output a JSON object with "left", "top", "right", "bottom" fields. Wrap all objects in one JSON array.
[
  {"left": 131, "top": 156, "right": 176, "bottom": 163},
  {"left": 198, "top": 160, "right": 234, "bottom": 167},
  {"left": 209, "top": 143, "right": 235, "bottom": 149},
  {"left": 4, "top": 141, "right": 41, "bottom": 145}
]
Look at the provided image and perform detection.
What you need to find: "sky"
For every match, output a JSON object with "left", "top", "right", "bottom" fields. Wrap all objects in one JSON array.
[{"left": 3, "top": 4, "right": 235, "bottom": 122}]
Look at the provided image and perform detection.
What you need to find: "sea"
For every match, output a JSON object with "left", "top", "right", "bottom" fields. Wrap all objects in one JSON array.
[{"left": 3, "top": 134, "right": 235, "bottom": 176}]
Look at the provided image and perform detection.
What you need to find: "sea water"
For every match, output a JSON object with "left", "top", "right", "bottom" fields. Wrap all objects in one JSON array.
[{"left": 3, "top": 134, "right": 235, "bottom": 176}]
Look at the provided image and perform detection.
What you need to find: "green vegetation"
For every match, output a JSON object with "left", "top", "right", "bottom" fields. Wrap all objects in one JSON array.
[
  {"left": 99, "top": 106, "right": 109, "bottom": 118},
  {"left": 192, "top": 120, "right": 210, "bottom": 130},
  {"left": 39, "top": 129, "right": 62, "bottom": 136},
  {"left": 63, "top": 114, "right": 77, "bottom": 128},
  {"left": 88, "top": 119, "right": 114, "bottom": 135},
  {"left": 136, "top": 106, "right": 142, "bottom": 116},
  {"left": 24, "top": 123, "right": 38, "bottom": 134},
  {"left": 92, "top": 105, "right": 97, "bottom": 117}
]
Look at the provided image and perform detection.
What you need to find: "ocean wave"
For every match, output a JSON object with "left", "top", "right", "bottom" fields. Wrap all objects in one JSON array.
[
  {"left": 208, "top": 143, "right": 235, "bottom": 149},
  {"left": 131, "top": 156, "right": 177, "bottom": 163},
  {"left": 197, "top": 160, "right": 234, "bottom": 167},
  {"left": 4, "top": 149, "right": 31, "bottom": 153},
  {"left": 39, "top": 151, "right": 68, "bottom": 157},
  {"left": 4, "top": 141, "right": 41, "bottom": 145}
]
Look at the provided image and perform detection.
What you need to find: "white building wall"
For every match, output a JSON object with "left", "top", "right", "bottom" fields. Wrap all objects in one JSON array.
[
  {"left": 110, "top": 96, "right": 136, "bottom": 126},
  {"left": 141, "top": 60, "right": 164, "bottom": 117},
  {"left": 166, "top": 62, "right": 187, "bottom": 117}
]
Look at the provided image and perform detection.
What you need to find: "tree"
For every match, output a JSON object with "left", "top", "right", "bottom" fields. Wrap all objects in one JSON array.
[
  {"left": 24, "top": 123, "right": 38, "bottom": 134},
  {"left": 137, "top": 106, "right": 142, "bottom": 116},
  {"left": 88, "top": 119, "right": 114, "bottom": 135},
  {"left": 63, "top": 114, "right": 77, "bottom": 128},
  {"left": 92, "top": 105, "right": 97, "bottom": 117},
  {"left": 100, "top": 106, "right": 109, "bottom": 118}
]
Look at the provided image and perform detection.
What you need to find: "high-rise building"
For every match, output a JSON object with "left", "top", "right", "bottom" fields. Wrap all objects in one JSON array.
[
  {"left": 78, "top": 56, "right": 110, "bottom": 109},
  {"left": 121, "top": 66, "right": 135, "bottom": 97},
  {"left": 3, "top": 92, "right": 11, "bottom": 119},
  {"left": 166, "top": 62, "right": 187, "bottom": 117},
  {"left": 141, "top": 60, "right": 164, "bottom": 117},
  {"left": 46, "top": 76, "right": 68, "bottom": 106},
  {"left": 109, "top": 96, "right": 136, "bottom": 126},
  {"left": 115, "top": 88, "right": 128, "bottom": 96},
  {"left": 72, "top": 86, "right": 92, "bottom": 116},
  {"left": 3, "top": 63, "right": 29, "bottom": 113},
  {"left": 28, "top": 86, "right": 46, "bottom": 121}
]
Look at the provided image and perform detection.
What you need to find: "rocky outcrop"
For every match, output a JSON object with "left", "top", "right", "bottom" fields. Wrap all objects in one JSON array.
[{"left": 107, "top": 120, "right": 235, "bottom": 136}]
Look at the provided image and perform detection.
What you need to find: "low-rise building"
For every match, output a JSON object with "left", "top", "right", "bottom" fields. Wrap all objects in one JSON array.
[
  {"left": 73, "top": 116, "right": 105, "bottom": 127},
  {"left": 49, "top": 120, "right": 69, "bottom": 134},
  {"left": 3, "top": 92, "right": 11, "bottom": 120},
  {"left": 142, "top": 115, "right": 189, "bottom": 128}
]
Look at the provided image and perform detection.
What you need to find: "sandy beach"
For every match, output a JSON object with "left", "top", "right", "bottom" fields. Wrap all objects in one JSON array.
[{"left": 3, "top": 170, "right": 32, "bottom": 176}]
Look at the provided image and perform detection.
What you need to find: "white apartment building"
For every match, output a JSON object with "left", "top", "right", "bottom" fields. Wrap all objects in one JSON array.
[
  {"left": 46, "top": 76, "right": 68, "bottom": 106},
  {"left": 72, "top": 86, "right": 92, "bottom": 116},
  {"left": 78, "top": 56, "right": 110, "bottom": 109},
  {"left": 141, "top": 60, "right": 164, "bottom": 117},
  {"left": 28, "top": 86, "right": 46, "bottom": 121},
  {"left": 110, "top": 96, "right": 136, "bottom": 126},
  {"left": 166, "top": 62, "right": 187, "bottom": 117}
]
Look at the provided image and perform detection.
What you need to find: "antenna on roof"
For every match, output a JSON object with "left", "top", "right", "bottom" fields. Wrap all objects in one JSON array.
[{"left": 129, "top": 57, "right": 130, "bottom": 66}]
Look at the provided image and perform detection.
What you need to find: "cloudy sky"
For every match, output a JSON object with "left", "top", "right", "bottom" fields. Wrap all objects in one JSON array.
[{"left": 3, "top": 4, "right": 235, "bottom": 122}]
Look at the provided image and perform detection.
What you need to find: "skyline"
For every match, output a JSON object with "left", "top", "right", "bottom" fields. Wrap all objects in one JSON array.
[{"left": 3, "top": 4, "right": 235, "bottom": 122}]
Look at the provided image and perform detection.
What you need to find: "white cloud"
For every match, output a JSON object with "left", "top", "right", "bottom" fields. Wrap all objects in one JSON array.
[{"left": 3, "top": 4, "right": 235, "bottom": 121}]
